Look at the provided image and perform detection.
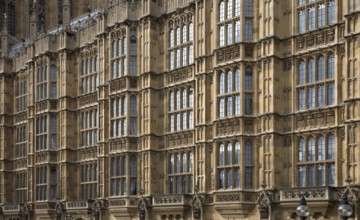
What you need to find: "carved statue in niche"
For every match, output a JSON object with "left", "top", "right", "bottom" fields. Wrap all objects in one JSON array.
[
  {"left": 89, "top": 200, "right": 102, "bottom": 220},
  {"left": 55, "top": 201, "right": 64, "bottom": 220},
  {"left": 138, "top": 201, "right": 146, "bottom": 220},
  {"left": 192, "top": 186, "right": 203, "bottom": 219}
]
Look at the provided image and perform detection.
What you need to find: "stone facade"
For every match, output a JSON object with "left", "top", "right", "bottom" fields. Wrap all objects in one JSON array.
[{"left": 0, "top": 0, "right": 359, "bottom": 219}]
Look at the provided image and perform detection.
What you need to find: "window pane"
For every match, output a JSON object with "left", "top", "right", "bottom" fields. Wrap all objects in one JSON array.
[
  {"left": 226, "top": 143, "right": 232, "bottom": 165},
  {"left": 328, "top": 163, "right": 335, "bottom": 185},
  {"left": 318, "top": 4, "right": 325, "bottom": 28},
  {"left": 245, "top": 141, "right": 253, "bottom": 165},
  {"left": 327, "top": 83, "right": 335, "bottom": 105},
  {"left": 219, "top": 1, "right": 225, "bottom": 21},
  {"left": 298, "top": 138, "right": 305, "bottom": 162},
  {"left": 298, "top": 166, "right": 305, "bottom": 187},
  {"left": 327, "top": 54, "right": 335, "bottom": 79},
  {"left": 317, "top": 164, "right": 325, "bottom": 186},
  {"left": 245, "top": 168, "right": 253, "bottom": 188},
  {"left": 307, "top": 87, "right": 315, "bottom": 109},
  {"left": 327, "top": 0, "right": 335, "bottom": 25},
  {"left": 308, "top": 137, "right": 315, "bottom": 161},
  {"left": 219, "top": 144, "right": 224, "bottom": 166},
  {"left": 308, "top": 7, "right": 315, "bottom": 31},
  {"left": 318, "top": 136, "right": 325, "bottom": 160},
  {"left": 298, "top": 10, "right": 305, "bottom": 33},
  {"left": 327, "top": 134, "right": 335, "bottom": 159},
  {"left": 308, "top": 166, "right": 315, "bottom": 186}
]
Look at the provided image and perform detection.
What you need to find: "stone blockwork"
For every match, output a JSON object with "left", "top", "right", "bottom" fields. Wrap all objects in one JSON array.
[{"left": 0, "top": 0, "right": 359, "bottom": 220}]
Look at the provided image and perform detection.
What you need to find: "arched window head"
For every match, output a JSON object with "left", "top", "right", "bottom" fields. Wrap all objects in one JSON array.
[
  {"left": 308, "top": 137, "right": 315, "bottom": 161},
  {"left": 227, "top": 0, "right": 233, "bottom": 19},
  {"left": 130, "top": 35, "right": 137, "bottom": 54},
  {"left": 234, "top": 68, "right": 240, "bottom": 91},
  {"left": 219, "top": 72, "right": 225, "bottom": 94},
  {"left": 182, "top": 25, "right": 187, "bottom": 43},
  {"left": 169, "top": 91, "right": 174, "bottom": 111},
  {"left": 298, "top": 138, "right": 305, "bottom": 162},
  {"left": 307, "top": 58, "right": 315, "bottom": 83},
  {"left": 227, "top": 71, "right": 233, "bottom": 93},
  {"left": 188, "top": 23, "right": 193, "bottom": 41},
  {"left": 298, "top": 60, "right": 305, "bottom": 85},
  {"left": 327, "top": 53, "right": 335, "bottom": 79},
  {"left": 317, "top": 56, "right": 325, "bottom": 81},
  {"left": 219, "top": 144, "right": 225, "bottom": 166},
  {"left": 219, "top": 1, "right": 225, "bottom": 21},
  {"left": 176, "top": 27, "right": 181, "bottom": 45}
]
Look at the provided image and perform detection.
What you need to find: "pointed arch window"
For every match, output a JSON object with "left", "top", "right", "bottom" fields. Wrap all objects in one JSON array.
[
  {"left": 219, "top": 1, "right": 225, "bottom": 21},
  {"left": 7, "top": 2, "right": 15, "bottom": 36}
]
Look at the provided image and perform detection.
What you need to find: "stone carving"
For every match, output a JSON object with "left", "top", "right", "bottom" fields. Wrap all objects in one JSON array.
[
  {"left": 257, "top": 182, "right": 272, "bottom": 219},
  {"left": 138, "top": 193, "right": 152, "bottom": 220},
  {"left": 55, "top": 201, "right": 64, "bottom": 220},
  {"left": 89, "top": 200, "right": 102, "bottom": 220}
]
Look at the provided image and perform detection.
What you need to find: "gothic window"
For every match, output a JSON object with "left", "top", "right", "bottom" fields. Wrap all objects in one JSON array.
[
  {"left": 36, "top": 115, "right": 48, "bottom": 151},
  {"left": 217, "top": 140, "right": 244, "bottom": 189},
  {"left": 16, "top": 172, "right": 27, "bottom": 203},
  {"left": 81, "top": 162, "right": 97, "bottom": 199},
  {"left": 307, "top": 87, "right": 315, "bottom": 109},
  {"left": 308, "top": 7, "right": 315, "bottom": 30},
  {"left": 298, "top": 10, "right": 306, "bottom": 33},
  {"left": 169, "top": 16, "right": 193, "bottom": 70},
  {"left": 15, "top": 125, "right": 27, "bottom": 158},
  {"left": 327, "top": 134, "right": 335, "bottom": 159},
  {"left": 218, "top": 0, "right": 241, "bottom": 47},
  {"left": 308, "top": 58, "right": 315, "bottom": 83},
  {"left": 318, "top": 135, "right": 325, "bottom": 160},
  {"left": 298, "top": 138, "right": 305, "bottom": 162},
  {"left": 110, "top": 96, "right": 127, "bottom": 138},
  {"left": 80, "top": 109, "right": 98, "bottom": 147},
  {"left": 297, "top": 134, "right": 335, "bottom": 187},
  {"left": 298, "top": 60, "right": 306, "bottom": 84},
  {"left": 168, "top": 152, "right": 193, "bottom": 194},
  {"left": 217, "top": 67, "right": 243, "bottom": 117},
  {"left": 81, "top": 53, "right": 98, "bottom": 94},
  {"left": 317, "top": 56, "right": 325, "bottom": 80},
  {"left": 130, "top": 34, "right": 137, "bottom": 75},
  {"left": 245, "top": 19, "right": 253, "bottom": 41},
  {"left": 36, "top": 64, "right": 48, "bottom": 101},
  {"left": 50, "top": 168, "right": 57, "bottom": 200},
  {"left": 7, "top": 2, "right": 15, "bottom": 36},
  {"left": 111, "top": 33, "right": 127, "bottom": 78},
  {"left": 130, "top": 95, "right": 137, "bottom": 135},
  {"left": 235, "top": 20, "right": 241, "bottom": 42},
  {"left": 15, "top": 77, "right": 27, "bottom": 113},
  {"left": 50, "top": 60, "right": 57, "bottom": 98},
  {"left": 130, "top": 156, "right": 137, "bottom": 195},
  {"left": 245, "top": 67, "right": 253, "bottom": 90},
  {"left": 327, "top": 53, "right": 335, "bottom": 79},
  {"left": 36, "top": 166, "right": 47, "bottom": 201},
  {"left": 110, "top": 155, "right": 126, "bottom": 196},
  {"left": 58, "top": 0, "right": 63, "bottom": 15},
  {"left": 298, "top": 89, "right": 305, "bottom": 110},
  {"left": 50, "top": 115, "right": 57, "bottom": 150},
  {"left": 168, "top": 87, "right": 194, "bottom": 132},
  {"left": 327, "top": 0, "right": 335, "bottom": 25},
  {"left": 318, "top": 3, "right": 325, "bottom": 27},
  {"left": 245, "top": 141, "right": 253, "bottom": 188},
  {"left": 308, "top": 137, "right": 315, "bottom": 161},
  {"left": 297, "top": 0, "right": 336, "bottom": 33},
  {"left": 297, "top": 53, "right": 335, "bottom": 110},
  {"left": 244, "top": 0, "right": 253, "bottom": 16}
]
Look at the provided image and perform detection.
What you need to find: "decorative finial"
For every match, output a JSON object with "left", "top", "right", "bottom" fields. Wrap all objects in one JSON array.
[
  {"left": 261, "top": 181, "right": 267, "bottom": 190},
  {"left": 345, "top": 176, "right": 353, "bottom": 185}
]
